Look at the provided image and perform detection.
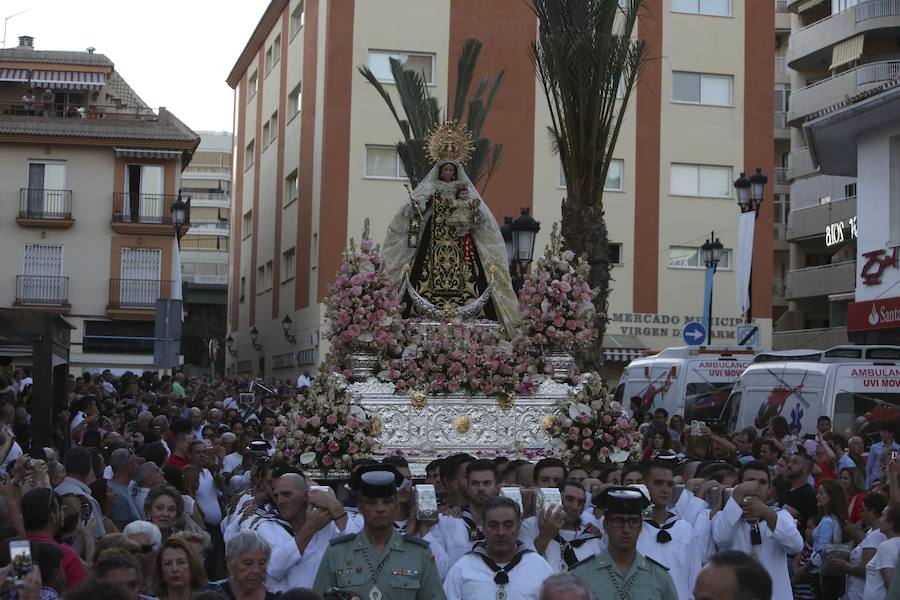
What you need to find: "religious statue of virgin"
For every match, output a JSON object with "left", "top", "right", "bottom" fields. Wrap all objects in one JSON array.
[{"left": 381, "top": 122, "right": 519, "bottom": 332}]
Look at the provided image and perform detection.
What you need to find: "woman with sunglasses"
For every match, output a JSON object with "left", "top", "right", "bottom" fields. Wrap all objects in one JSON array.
[{"left": 123, "top": 520, "right": 163, "bottom": 596}]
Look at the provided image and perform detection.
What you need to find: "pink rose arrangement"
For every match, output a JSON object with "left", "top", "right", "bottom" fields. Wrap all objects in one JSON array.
[
  {"left": 515, "top": 224, "right": 596, "bottom": 376},
  {"left": 547, "top": 373, "right": 642, "bottom": 468},
  {"left": 323, "top": 220, "right": 404, "bottom": 369},
  {"left": 276, "top": 374, "right": 381, "bottom": 470}
]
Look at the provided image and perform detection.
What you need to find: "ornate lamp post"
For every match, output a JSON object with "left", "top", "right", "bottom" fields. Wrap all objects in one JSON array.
[
  {"left": 281, "top": 315, "right": 297, "bottom": 344},
  {"left": 170, "top": 191, "right": 191, "bottom": 245},
  {"left": 700, "top": 232, "right": 723, "bottom": 342},
  {"left": 249, "top": 326, "right": 261, "bottom": 351},
  {"left": 225, "top": 334, "right": 237, "bottom": 356},
  {"left": 505, "top": 208, "right": 541, "bottom": 293},
  {"left": 734, "top": 168, "right": 768, "bottom": 323}
]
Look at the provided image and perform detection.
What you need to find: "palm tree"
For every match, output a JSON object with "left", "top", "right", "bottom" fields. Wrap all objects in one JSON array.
[
  {"left": 358, "top": 39, "right": 505, "bottom": 190},
  {"left": 530, "top": 0, "right": 646, "bottom": 370}
]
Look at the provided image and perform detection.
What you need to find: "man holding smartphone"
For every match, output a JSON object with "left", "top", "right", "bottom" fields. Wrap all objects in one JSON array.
[{"left": 22, "top": 487, "right": 85, "bottom": 588}]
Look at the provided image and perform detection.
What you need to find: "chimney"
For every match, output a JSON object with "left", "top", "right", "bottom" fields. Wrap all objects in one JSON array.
[
  {"left": 86, "top": 46, "right": 95, "bottom": 54},
  {"left": 17, "top": 36, "right": 34, "bottom": 50}
]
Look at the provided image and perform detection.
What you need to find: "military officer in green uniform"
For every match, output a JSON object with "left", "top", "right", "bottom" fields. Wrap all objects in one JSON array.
[
  {"left": 569, "top": 487, "right": 678, "bottom": 600},
  {"left": 313, "top": 464, "right": 446, "bottom": 600}
]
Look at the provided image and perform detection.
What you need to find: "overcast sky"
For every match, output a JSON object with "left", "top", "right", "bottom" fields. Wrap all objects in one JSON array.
[{"left": 3, "top": 0, "right": 270, "bottom": 132}]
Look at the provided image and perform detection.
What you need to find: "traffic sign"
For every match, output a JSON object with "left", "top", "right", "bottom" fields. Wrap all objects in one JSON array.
[
  {"left": 736, "top": 323, "right": 760, "bottom": 348},
  {"left": 682, "top": 321, "right": 707, "bottom": 345}
]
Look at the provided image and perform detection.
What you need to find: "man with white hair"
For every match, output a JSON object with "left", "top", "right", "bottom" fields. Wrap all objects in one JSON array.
[
  {"left": 133, "top": 461, "right": 166, "bottom": 519},
  {"left": 539, "top": 573, "right": 591, "bottom": 600},
  {"left": 189, "top": 407, "right": 205, "bottom": 439},
  {"left": 220, "top": 433, "right": 242, "bottom": 475},
  {"left": 122, "top": 520, "right": 162, "bottom": 596}
]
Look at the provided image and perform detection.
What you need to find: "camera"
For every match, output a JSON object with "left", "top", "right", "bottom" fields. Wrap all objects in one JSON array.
[{"left": 80, "top": 502, "right": 92, "bottom": 523}]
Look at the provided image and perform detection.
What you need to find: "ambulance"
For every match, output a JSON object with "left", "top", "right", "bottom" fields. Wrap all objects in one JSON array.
[
  {"left": 613, "top": 346, "right": 754, "bottom": 424},
  {"left": 725, "top": 345, "right": 900, "bottom": 438}
]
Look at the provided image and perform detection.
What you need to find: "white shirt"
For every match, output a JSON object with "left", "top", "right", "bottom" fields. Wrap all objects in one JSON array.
[
  {"left": 18, "top": 377, "right": 32, "bottom": 392},
  {"left": 297, "top": 374, "right": 311, "bottom": 387},
  {"left": 222, "top": 452, "right": 243, "bottom": 475},
  {"left": 518, "top": 515, "right": 605, "bottom": 573},
  {"left": 443, "top": 550, "right": 554, "bottom": 600},
  {"left": 0, "top": 441, "right": 22, "bottom": 475},
  {"left": 847, "top": 529, "right": 886, "bottom": 600},
  {"left": 711, "top": 498, "right": 803, "bottom": 600},
  {"left": 69, "top": 412, "right": 85, "bottom": 432},
  {"left": 431, "top": 514, "right": 481, "bottom": 566},
  {"left": 195, "top": 468, "right": 222, "bottom": 525},
  {"left": 637, "top": 515, "right": 702, "bottom": 600},
  {"left": 864, "top": 535, "right": 900, "bottom": 600},
  {"left": 249, "top": 517, "right": 360, "bottom": 592}
]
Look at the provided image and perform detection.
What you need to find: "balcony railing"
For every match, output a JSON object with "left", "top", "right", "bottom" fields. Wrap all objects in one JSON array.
[
  {"left": 775, "top": 0, "right": 789, "bottom": 11},
  {"left": 774, "top": 167, "right": 789, "bottom": 184},
  {"left": 0, "top": 102, "right": 158, "bottom": 122},
  {"left": 774, "top": 223, "right": 788, "bottom": 240},
  {"left": 15, "top": 275, "right": 69, "bottom": 306},
  {"left": 856, "top": 0, "right": 900, "bottom": 22},
  {"left": 112, "top": 192, "right": 177, "bottom": 224},
  {"left": 773, "top": 277, "right": 787, "bottom": 297},
  {"left": 775, "top": 56, "right": 789, "bottom": 75},
  {"left": 108, "top": 279, "right": 175, "bottom": 309},
  {"left": 18, "top": 188, "right": 72, "bottom": 220}
]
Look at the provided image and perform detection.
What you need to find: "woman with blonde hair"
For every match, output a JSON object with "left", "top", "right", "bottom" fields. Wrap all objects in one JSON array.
[{"left": 153, "top": 536, "right": 207, "bottom": 600}]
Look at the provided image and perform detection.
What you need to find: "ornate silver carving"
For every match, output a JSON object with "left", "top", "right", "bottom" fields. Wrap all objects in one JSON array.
[
  {"left": 345, "top": 351, "right": 380, "bottom": 382},
  {"left": 545, "top": 349, "right": 575, "bottom": 382},
  {"left": 348, "top": 380, "right": 397, "bottom": 395}
]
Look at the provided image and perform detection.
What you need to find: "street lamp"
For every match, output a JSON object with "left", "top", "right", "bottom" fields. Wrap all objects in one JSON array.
[
  {"left": 282, "top": 315, "right": 297, "bottom": 344},
  {"left": 171, "top": 191, "right": 191, "bottom": 242},
  {"left": 504, "top": 208, "right": 541, "bottom": 293},
  {"left": 225, "top": 334, "right": 237, "bottom": 356},
  {"left": 249, "top": 326, "right": 261, "bottom": 351},
  {"left": 700, "top": 232, "right": 723, "bottom": 342},
  {"left": 733, "top": 168, "right": 768, "bottom": 324}
]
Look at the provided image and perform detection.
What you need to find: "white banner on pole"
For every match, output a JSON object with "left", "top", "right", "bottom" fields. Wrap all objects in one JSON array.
[
  {"left": 736, "top": 211, "right": 755, "bottom": 317},
  {"left": 172, "top": 236, "right": 183, "bottom": 302}
]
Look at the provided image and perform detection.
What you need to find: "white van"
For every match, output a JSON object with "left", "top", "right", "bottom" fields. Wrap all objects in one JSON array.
[
  {"left": 725, "top": 345, "right": 900, "bottom": 438},
  {"left": 613, "top": 346, "right": 754, "bottom": 424}
]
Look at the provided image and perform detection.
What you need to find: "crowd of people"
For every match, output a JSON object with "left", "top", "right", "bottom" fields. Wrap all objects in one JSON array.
[{"left": 0, "top": 368, "right": 897, "bottom": 599}]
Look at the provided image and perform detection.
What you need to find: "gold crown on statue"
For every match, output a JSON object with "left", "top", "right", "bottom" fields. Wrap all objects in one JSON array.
[{"left": 426, "top": 120, "right": 474, "bottom": 164}]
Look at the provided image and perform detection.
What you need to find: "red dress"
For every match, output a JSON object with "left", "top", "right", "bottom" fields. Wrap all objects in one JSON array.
[{"left": 813, "top": 461, "right": 837, "bottom": 490}]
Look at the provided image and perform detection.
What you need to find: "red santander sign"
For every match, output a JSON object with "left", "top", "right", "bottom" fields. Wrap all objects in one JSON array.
[{"left": 849, "top": 296, "right": 900, "bottom": 332}]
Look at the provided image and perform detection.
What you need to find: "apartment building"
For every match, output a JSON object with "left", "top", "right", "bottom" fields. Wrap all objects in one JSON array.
[
  {"left": 226, "top": 0, "right": 774, "bottom": 382},
  {"left": 180, "top": 132, "right": 232, "bottom": 375},
  {"left": 0, "top": 37, "right": 199, "bottom": 374},
  {"left": 775, "top": 0, "right": 900, "bottom": 348}
]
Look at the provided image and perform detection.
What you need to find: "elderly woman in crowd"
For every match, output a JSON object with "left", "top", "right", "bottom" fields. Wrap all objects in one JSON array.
[
  {"left": 145, "top": 485, "right": 186, "bottom": 540},
  {"left": 154, "top": 536, "right": 207, "bottom": 600},
  {"left": 123, "top": 520, "right": 163, "bottom": 596},
  {"left": 204, "top": 529, "right": 279, "bottom": 600}
]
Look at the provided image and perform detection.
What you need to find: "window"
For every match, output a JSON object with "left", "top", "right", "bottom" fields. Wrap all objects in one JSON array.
[
  {"left": 263, "top": 112, "right": 278, "bottom": 148},
  {"left": 288, "top": 84, "right": 301, "bottom": 119},
  {"left": 265, "top": 48, "right": 273, "bottom": 75},
  {"left": 365, "top": 146, "right": 406, "bottom": 179},
  {"left": 248, "top": 71, "right": 258, "bottom": 100},
  {"left": 673, "top": 72, "right": 732, "bottom": 106},
  {"left": 242, "top": 210, "right": 253, "bottom": 239},
  {"left": 291, "top": 1, "right": 305, "bottom": 37},
  {"left": 21, "top": 244, "right": 65, "bottom": 304},
  {"left": 273, "top": 35, "right": 281, "bottom": 65},
  {"left": 245, "top": 140, "right": 255, "bottom": 169},
  {"left": 774, "top": 83, "right": 790, "bottom": 112},
  {"left": 265, "top": 261, "right": 273, "bottom": 290},
  {"left": 282, "top": 248, "right": 295, "bottom": 283},
  {"left": 368, "top": 50, "right": 435, "bottom": 85},
  {"left": 609, "top": 243, "right": 623, "bottom": 265},
  {"left": 671, "top": 0, "right": 731, "bottom": 16},
  {"left": 844, "top": 183, "right": 857, "bottom": 199},
  {"left": 670, "top": 163, "right": 732, "bottom": 198},
  {"left": 262, "top": 122, "right": 271, "bottom": 148},
  {"left": 239, "top": 276, "right": 246, "bottom": 303},
  {"left": 559, "top": 159, "right": 624, "bottom": 191},
  {"left": 285, "top": 170, "right": 299, "bottom": 207},
  {"left": 257, "top": 266, "right": 265, "bottom": 294},
  {"left": 669, "top": 246, "right": 732, "bottom": 270},
  {"left": 25, "top": 161, "right": 67, "bottom": 218}
]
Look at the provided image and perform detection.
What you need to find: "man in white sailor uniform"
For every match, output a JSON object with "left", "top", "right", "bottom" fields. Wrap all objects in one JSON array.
[
  {"left": 432, "top": 458, "right": 501, "bottom": 565},
  {"left": 636, "top": 460, "right": 703, "bottom": 600},
  {"left": 520, "top": 479, "right": 604, "bottom": 572},
  {"left": 248, "top": 464, "right": 358, "bottom": 592},
  {"left": 444, "top": 495, "right": 554, "bottom": 600},
  {"left": 711, "top": 460, "right": 803, "bottom": 600}
]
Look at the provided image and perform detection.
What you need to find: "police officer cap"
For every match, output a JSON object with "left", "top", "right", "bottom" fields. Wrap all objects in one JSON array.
[
  {"left": 595, "top": 486, "right": 650, "bottom": 515},
  {"left": 351, "top": 464, "right": 403, "bottom": 498}
]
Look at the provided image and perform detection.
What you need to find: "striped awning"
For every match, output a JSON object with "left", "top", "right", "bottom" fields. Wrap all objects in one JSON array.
[
  {"left": 602, "top": 334, "right": 648, "bottom": 363},
  {"left": 829, "top": 34, "right": 865, "bottom": 70},
  {"left": 114, "top": 148, "right": 183, "bottom": 159},
  {"left": 0, "top": 69, "right": 106, "bottom": 90},
  {"left": 797, "top": 0, "right": 827, "bottom": 12}
]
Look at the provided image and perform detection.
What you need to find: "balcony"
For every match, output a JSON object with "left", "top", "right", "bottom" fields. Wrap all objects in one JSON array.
[
  {"left": 111, "top": 192, "right": 182, "bottom": 235},
  {"left": 775, "top": 0, "right": 789, "bottom": 11},
  {"left": 185, "top": 191, "right": 231, "bottom": 208},
  {"left": 773, "top": 277, "right": 787, "bottom": 307},
  {"left": 107, "top": 278, "right": 175, "bottom": 319},
  {"left": 0, "top": 102, "right": 158, "bottom": 121},
  {"left": 16, "top": 189, "right": 74, "bottom": 228},
  {"left": 14, "top": 275, "right": 70, "bottom": 312},
  {"left": 774, "top": 112, "right": 789, "bottom": 139},
  {"left": 773, "top": 167, "right": 789, "bottom": 185},
  {"left": 785, "top": 260, "right": 856, "bottom": 300},
  {"left": 787, "top": 147, "right": 818, "bottom": 180},
  {"left": 787, "top": 195, "right": 856, "bottom": 240},
  {"left": 789, "top": 60, "right": 900, "bottom": 123}
]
